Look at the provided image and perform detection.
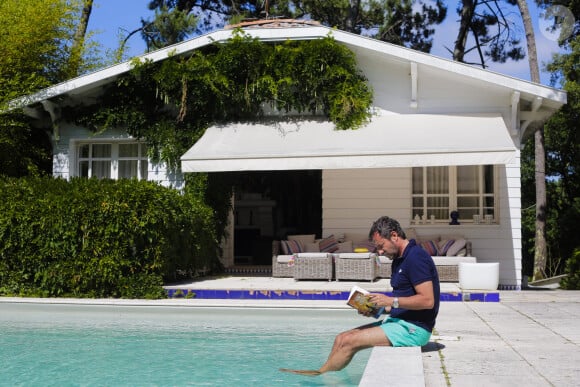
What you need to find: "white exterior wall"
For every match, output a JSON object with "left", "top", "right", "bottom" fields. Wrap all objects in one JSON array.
[
  {"left": 322, "top": 168, "right": 412, "bottom": 234},
  {"left": 321, "top": 163, "right": 522, "bottom": 290},
  {"left": 356, "top": 53, "right": 514, "bottom": 116},
  {"left": 334, "top": 51, "right": 523, "bottom": 289},
  {"left": 53, "top": 123, "right": 184, "bottom": 189}
]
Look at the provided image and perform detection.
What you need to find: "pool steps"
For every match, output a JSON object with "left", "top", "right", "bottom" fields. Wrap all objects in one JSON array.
[{"left": 359, "top": 347, "right": 424, "bottom": 387}]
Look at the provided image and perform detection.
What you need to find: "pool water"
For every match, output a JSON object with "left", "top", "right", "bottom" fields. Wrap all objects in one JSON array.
[{"left": 0, "top": 303, "right": 372, "bottom": 386}]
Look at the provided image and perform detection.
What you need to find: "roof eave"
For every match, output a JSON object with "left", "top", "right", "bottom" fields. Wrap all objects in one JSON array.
[{"left": 9, "top": 25, "right": 567, "bottom": 110}]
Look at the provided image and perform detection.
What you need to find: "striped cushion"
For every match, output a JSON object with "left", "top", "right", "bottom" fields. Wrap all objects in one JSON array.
[
  {"left": 319, "top": 235, "right": 339, "bottom": 253},
  {"left": 420, "top": 240, "right": 439, "bottom": 256},
  {"left": 281, "top": 240, "right": 303, "bottom": 254},
  {"left": 446, "top": 239, "right": 466, "bottom": 256},
  {"left": 438, "top": 239, "right": 456, "bottom": 256}
]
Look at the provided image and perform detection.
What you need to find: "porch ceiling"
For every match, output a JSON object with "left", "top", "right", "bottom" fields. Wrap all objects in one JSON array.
[{"left": 180, "top": 113, "right": 517, "bottom": 172}]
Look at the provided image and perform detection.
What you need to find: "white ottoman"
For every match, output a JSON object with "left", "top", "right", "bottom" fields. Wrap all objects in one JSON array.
[{"left": 459, "top": 262, "right": 500, "bottom": 290}]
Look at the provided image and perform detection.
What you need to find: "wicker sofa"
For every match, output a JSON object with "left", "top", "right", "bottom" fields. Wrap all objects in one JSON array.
[
  {"left": 272, "top": 230, "right": 474, "bottom": 282},
  {"left": 271, "top": 233, "right": 376, "bottom": 279},
  {"left": 375, "top": 255, "right": 476, "bottom": 282},
  {"left": 377, "top": 229, "right": 475, "bottom": 282},
  {"left": 293, "top": 252, "right": 334, "bottom": 281},
  {"left": 407, "top": 228, "right": 474, "bottom": 281},
  {"left": 334, "top": 253, "right": 378, "bottom": 281}
]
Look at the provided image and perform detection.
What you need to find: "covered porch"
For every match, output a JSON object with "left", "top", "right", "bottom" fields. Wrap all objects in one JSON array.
[{"left": 181, "top": 114, "right": 520, "bottom": 288}]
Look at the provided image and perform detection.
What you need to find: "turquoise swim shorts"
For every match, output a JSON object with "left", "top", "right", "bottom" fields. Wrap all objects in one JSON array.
[{"left": 380, "top": 317, "right": 431, "bottom": 347}]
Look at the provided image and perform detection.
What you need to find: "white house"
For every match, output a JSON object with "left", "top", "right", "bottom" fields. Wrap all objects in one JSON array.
[{"left": 14, "top": 20, "right": 566, "bottom": 289}]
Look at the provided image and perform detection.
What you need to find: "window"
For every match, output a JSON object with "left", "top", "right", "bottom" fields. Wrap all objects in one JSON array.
[
  {"left": 77, "top": 142, "right": 148, "bottom": 180},
  {"left": 412, "top": 165, "right": 497, "bottom": 224}
]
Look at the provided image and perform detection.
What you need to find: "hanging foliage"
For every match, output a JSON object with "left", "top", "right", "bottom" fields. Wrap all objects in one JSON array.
[{"left": 70, "top": 31, "right": 373, "bottom": 169}]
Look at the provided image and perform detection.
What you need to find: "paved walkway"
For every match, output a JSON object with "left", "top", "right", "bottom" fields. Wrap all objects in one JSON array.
[{"left": 424, "top": 290, "right": 580, "bottom": 387}]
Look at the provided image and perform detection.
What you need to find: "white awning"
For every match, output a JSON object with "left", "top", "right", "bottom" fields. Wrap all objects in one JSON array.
[{"left": 180, "top": 114, "right": 517, "bottom": 172}]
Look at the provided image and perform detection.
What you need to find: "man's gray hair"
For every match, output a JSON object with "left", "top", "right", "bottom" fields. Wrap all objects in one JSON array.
[{"left": 368, "top": 216, "right": 407, "bottom": 240}]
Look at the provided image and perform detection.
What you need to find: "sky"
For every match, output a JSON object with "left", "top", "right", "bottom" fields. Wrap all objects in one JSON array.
[{"left": 87, "top": 0, "right": 566, "bottom": 87}]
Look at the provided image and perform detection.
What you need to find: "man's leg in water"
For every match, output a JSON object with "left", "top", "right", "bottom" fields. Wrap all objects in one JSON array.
[
  {"left": 319, "top": 324, "right": 391, "bottom": 373},
  {"left": 281, "top": 322, "right": 391, "bottom": 376}
]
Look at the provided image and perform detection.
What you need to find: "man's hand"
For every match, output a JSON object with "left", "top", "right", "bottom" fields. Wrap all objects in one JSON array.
[{"left": 368, "top": 293, "right": 391, "bottom": 308}]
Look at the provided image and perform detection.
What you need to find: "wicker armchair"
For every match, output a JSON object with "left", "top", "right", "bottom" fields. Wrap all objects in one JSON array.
[
  {"left": 335, "top": 253, "right": 378, "bottom": 282},
  {"left": 436, "top": 265, "right": 460, "bottom": 282},
  {"left": 433, "top": 256, "right": 477, "bottom": 282},
  {"left": 376, "top": 256, "right": 392, "bottom": 278},
  {"left": 271, "top": 241, "right": 295, "bottom": 278},
  {"left": 272, "top": 255, "right": 295, "bottom": 278},
  {"left": 376, "top": 256, "right": 474, "bottom": 281},
  {"left": 293, "top": 253, "right": 334, "bottom": 281}
]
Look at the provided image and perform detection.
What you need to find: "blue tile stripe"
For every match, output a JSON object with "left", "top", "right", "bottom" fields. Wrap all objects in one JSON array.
[{"left": 166, "top": 289, "right": 500, "bottom": 302}]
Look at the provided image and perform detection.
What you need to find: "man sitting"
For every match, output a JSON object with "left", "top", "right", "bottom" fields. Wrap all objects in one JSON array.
[{"left": 280, "top": 215, "right": 440, "bottom": 376}]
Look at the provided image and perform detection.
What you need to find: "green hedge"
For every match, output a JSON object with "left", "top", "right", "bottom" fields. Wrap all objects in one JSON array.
[
  {"left": 561, "top": 248, "right": 580, "bottom": 290},
  {"left": 0, "top": 176, "right": 220, "bottom": 298}
]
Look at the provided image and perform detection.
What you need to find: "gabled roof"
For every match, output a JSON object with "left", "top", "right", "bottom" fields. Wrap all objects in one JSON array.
[{"left": 13, "top": 22, "right": 566, "bottom": 112}]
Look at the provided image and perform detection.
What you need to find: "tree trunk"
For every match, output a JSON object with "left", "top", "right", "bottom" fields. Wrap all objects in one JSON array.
[
  {"left": 345, "top": 0, "right": 361, "bottom": 33},
  {"left": 518, "top": 0, "right": 540, "bottom": 82},
  {"left": 516, "top": 0, "right": 547, "bottom": 280},
  {"left": 67, "top": 0, "right": 94, "bottom": 77},
  {"left": 453, "top": 0, "right": 476, "bottom": 62},
  {"left": 534, "top": 127, "right": 547, "bottom": 280}
]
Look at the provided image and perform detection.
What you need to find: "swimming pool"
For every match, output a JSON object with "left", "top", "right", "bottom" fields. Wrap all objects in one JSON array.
[{"left": 0, "top": 302, "right": 371, "bottom": 386}]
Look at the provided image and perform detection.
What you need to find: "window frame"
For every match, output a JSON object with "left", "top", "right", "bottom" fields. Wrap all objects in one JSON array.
[
  {"left": 411, "top": 165, "right": 499, "bottom": 224},
  {"left": 73, "top": 140, "right": 149, "bottom": 180}
]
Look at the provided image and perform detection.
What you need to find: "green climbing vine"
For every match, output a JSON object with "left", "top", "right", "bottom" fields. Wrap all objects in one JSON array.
[
  {"left": 69, "top": 30, "right": 374, "bottom": 169},
  {"left": 63, "top": 31, "right": 373, "bottom": 270}
]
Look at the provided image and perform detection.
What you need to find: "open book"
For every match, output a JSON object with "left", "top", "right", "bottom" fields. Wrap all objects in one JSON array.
[{"left": 346, "top": 285, "right": 385, "bottom": 318}]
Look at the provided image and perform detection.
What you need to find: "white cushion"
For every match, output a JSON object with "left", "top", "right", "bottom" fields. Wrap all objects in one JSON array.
[
  {"left": 295, "top": 252, "right": 332, "bottom": 259},
  {"left": 432, "top": 256, "right": 476, "bottom": 265},
  {"left": 276, "top": 255, "right": 294, "bottom": 263},
  {"left": 304, "top": 242, "right": 321, "bottom": 252},
  {"left": 335, "top": 253, "right": 377, "bottom": 259}
]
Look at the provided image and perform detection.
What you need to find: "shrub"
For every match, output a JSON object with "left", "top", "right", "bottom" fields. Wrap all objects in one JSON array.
[
  {"left": 0, "top": 176, "right": 220, "bottom": 298},
  {"left": 560, "top": 248, "right": 580, "bottom": 290}
]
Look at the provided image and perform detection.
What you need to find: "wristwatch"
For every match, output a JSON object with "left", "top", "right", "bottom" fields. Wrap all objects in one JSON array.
[{"left": 392, "top": 297, "right": 399, "bottom": 308}]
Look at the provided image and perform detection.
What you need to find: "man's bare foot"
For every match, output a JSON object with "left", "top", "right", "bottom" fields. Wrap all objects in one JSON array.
[{"left": 279, "top": 368, "right": 322, "bottom": 376}]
